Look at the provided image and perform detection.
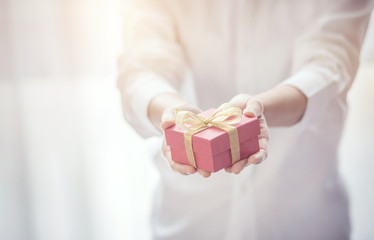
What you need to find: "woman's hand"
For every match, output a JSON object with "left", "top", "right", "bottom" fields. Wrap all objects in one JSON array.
[
  {"left": 224, "top": 94, "right": 270, "bottom": 174},
  {"left": 161, "top": 104, "right": 212, "bottom": 178}
]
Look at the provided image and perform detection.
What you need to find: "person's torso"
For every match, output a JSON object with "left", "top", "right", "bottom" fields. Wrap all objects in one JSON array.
[
  {"left": 165, "top": 0, "right": 325, "bottom": 108},
  {"left": 149, "top": 1, "right": 350, "bottom": 239}
]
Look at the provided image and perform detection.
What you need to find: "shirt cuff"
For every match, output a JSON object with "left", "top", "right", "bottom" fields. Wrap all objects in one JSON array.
[
  {"left": 123, "top": 72, "right": 178, "bottom": 138},
  {"left": 281, "top": 68, "right": 337, "bottom": 126}
]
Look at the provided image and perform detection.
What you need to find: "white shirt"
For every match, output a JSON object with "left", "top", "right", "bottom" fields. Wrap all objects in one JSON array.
[{"left": 118, "top": 1, "right": 373, "bottom": 239}]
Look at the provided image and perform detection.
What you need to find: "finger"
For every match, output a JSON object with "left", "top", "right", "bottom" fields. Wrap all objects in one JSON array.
[
  {"left": 258, "top": 137, "right": 269, "bottom": 153},
  {"left": 170, "top": 161, "right": 197, "bottom": 175},
  {"left": 247, "top": 116, "right": 269, "bottom": 165},
  {"left": 161, "top": 105, "right": 202, "bottom": 130},
  {"left": 197, "top": 168, "right": 211, "bottom": 178},
  {"left": 229, "top": 93, "right": 251, "bottom": 110},
  {"left": 231, "top": 159, "right": 248, "bottom": 174},
  {"left": 243, "top": 99, "right": 264, "bottom": 118},
  {"left": 161, "top": 108, "right": 176, "bottom": 130},
  {"left": 258, "top": 117, "right": 270, "bottom": 154},
  {"left": 162, "top": 136, "right": 196, "bottom": 175},
  {"left": 248, "top": 148, "right": 268, "bottom": 164},
  {"left": 248, "top": 138, "right": 268, "bottom": 165},
  {"left": 224, "top": 166, "right": 233, "bottom": 173},
  {"left": 180, "top": 105, "right": 203, "bottom": 114}
]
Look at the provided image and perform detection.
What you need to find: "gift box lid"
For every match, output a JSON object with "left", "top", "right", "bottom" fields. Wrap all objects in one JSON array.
[{"left": 165, "top": 108, "right": 260, "bottom": 157}]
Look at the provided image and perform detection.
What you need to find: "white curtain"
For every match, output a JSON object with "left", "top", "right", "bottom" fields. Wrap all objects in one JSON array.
[
  {"left": 0, "top": 1, "right": 373, "bottom": 240},
  {"left": 0, "top": 1, "right": 155, "bottom": 239}
]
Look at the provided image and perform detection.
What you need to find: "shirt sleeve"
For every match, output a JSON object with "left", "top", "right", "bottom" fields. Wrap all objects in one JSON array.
[
  {"left": 282, "top": 0, "right": 374, "bottom": 124},
  {"left": 118, "top": 0, "right": 187, "bottom": 138}
]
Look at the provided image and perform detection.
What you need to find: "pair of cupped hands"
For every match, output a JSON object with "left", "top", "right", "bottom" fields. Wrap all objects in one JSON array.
[{"left": 161, "top": 94, "right": 269, "bottom": 178}]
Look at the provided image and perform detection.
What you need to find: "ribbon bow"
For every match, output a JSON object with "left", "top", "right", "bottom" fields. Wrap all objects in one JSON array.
[{"left": 175, "top": 103, "right": 242, "bottom": 168}]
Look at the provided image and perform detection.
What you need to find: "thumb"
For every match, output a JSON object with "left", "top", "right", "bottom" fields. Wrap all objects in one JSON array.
[
  {"left": 243, "top": 99, "right": 264, "bottom": 118},
  {"left": 229, "top": 93, "right": 251, "bottom": 110},
  {"left": 161, "top": 104, "right": 202, "bottom": 130},
  {"left": 161, "top": 108, "right": 176, "bottom": 130}
]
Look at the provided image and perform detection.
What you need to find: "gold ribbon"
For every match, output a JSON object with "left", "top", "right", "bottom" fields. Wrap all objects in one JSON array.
[{"left": 175, "top": 103, "right": 242, "bottom": 168}]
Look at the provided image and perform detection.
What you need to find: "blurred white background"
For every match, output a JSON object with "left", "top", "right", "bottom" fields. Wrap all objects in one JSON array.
[{"left": 0, "top": 1, "right": 373, "bottom": 240}]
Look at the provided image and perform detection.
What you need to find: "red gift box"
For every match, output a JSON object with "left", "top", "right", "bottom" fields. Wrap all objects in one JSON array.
[{"left": 165, "top": 108, "right": 260, "bottom": 172}]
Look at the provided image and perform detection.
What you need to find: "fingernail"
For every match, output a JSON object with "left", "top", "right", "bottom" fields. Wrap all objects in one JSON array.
[
  {"left": 244, "top": 112, "right": 255, "bottom": 117},
  {"left": 249, "top": 159, "right": 257, "bottom": 164}
]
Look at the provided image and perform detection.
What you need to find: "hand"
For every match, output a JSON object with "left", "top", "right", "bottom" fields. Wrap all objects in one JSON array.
[
  {"left": 161, "top": 104, "right": 212, "bottom": 178},
  {"left": 225, "top": 94, "right": 269, "bottom": 174}
]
